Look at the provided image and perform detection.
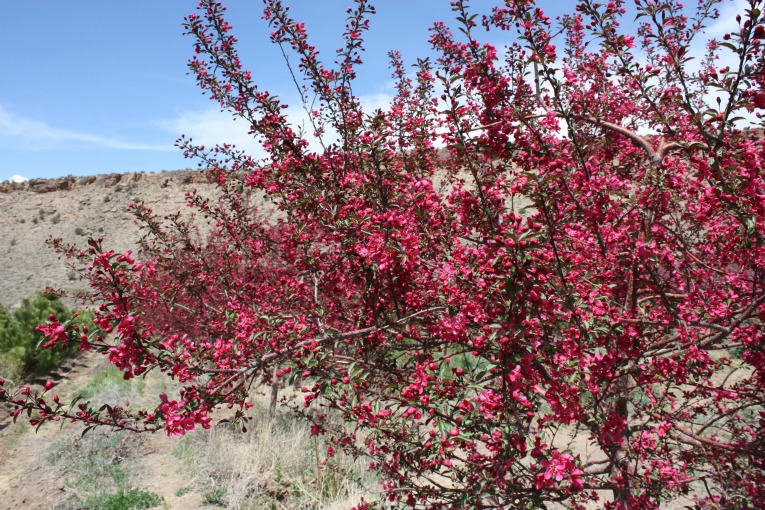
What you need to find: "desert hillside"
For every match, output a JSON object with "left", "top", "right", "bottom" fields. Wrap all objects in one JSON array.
[{"left": 0, "top": 170, "right": 220, "bottom": 308}]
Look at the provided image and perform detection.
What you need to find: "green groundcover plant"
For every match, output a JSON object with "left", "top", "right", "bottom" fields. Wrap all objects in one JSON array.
[{"left": 3, "top": 1, "right": 765, "bottom": 508}]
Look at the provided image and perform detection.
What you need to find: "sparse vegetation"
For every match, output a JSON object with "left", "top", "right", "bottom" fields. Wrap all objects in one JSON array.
[
  {"left": 49, "top": 429, "right": 151, "bottom": 510},
  {"left": 2, "top": 421, "right": 28, "bottom": 449},
  {"left": 103, "top": 195, "right": 111, "bottom": 203},
  {"left": 173, "top": 394, "right": 377, "bottom": 509},
  {"left": 43, "top": 364, "right": 165, "bottom": 510},
  {"left": 78, "top": 363, "right": 142, "bottom": 401},
  {"left": 174, "top": 486, "right": 192, "bottom": 497},
  {"left": 50, "top": 213, "right": 61, "bottom": 224},
  {"left": 74, "top": 227, "right": 85, "bottom": 236},
  {"left": 9, "top": 238, "right": 16, "bottom": 246},
  {"left": 4, "top": 353, "right": 374, "bottom": 508}
]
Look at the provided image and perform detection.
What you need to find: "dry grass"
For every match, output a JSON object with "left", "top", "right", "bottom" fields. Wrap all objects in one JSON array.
[{"left": 174, "top": 393, "right": 379, "bottom": 509}]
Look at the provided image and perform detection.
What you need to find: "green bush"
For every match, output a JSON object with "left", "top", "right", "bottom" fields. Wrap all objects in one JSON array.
[
  {"left": 174, "top": 486, "right": 193, "bottom": 497},
  {"left": 99, "top": 489, "right": 164, "bottom": 510},
  {"left": 0, "top": 306, "right": 10, "bottom": 331},
  {"left": 0, "top": 292, "right": 92, "bottom": 381},
  {"left": 202, "top": 487, "right": 227, "bottom": 506}
]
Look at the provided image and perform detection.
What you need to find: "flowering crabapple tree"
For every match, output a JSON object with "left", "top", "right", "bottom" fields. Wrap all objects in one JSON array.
[{"left": 3, "top": 0, "right": 765, "bottom": 508}]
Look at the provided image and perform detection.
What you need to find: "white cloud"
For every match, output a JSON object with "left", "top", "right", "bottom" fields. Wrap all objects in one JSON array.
[
  {"left": 10, "top": 174, "right": 28, "bottom": 183},
  {"left": 0, "top": 105, "right": 173, "bottom": 152},
  {"left": 704, "top": 0, "right": 748, "bottom": 39},
  {"left": 359, "top": 92, "right": 393, "bottom": 112},
  {"left": 686, "top": 0, "right": 760, "bottom": 125},
  {"left": 158, "top": 108, "right": 267, "bottom": 158},
  {"left": 159, "top": 91, "right": 395, "bottom": 158}
]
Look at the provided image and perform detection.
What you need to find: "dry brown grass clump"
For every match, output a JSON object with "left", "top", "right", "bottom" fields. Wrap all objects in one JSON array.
[{"left": 174, "top": 392, "right": 379, "bottom": 509}]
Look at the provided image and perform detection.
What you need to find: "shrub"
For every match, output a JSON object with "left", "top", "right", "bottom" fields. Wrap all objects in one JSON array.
[
  {"left": 100, "top": 489, "right": 163, "bottom": 510},
  {"left": 74, "top": 227, "right": 85, "bottom": 236},
  {"left": 0, "top": 293, "right": 90, "bottom": 380},
  {"left": 0, "top": 306, "right": 10, "bottom": 331},
  {"left": 201, "top": 487, "right": 226, "bottom": 506},
  {"left": 50, "top": 213, "right": 61, "bottom": 224},
  {"left": 174, "top": 486, "right": 192, "bottom": 497},
  {"left": 6, "top": 1, "right": 765, "bottom": 509}
]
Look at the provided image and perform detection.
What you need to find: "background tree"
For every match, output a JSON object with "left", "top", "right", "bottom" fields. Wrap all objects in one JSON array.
[
  {"left": 0, "top": 292, "right": 88, "bottom": 380},
  {"left": 3, "top": 0, "right": 765, "bottom": 508}
]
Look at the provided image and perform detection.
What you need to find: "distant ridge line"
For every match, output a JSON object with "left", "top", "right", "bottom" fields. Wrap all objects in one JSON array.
[{"left": 0, "top": 169, "right": 215, "bottom": 194}]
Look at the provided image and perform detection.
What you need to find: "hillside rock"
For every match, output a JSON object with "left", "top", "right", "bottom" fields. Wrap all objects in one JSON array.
[{"left": 0, "top": 170, "right": 216, "bottom": 194}]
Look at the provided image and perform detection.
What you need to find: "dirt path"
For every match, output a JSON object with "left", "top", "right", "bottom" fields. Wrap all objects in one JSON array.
[{"left": 0, "top": 354, "right": 102, "bottom": 509}]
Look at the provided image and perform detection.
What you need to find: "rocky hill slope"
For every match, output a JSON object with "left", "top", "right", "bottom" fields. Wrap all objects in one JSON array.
[{"left": 0, "top": 170, "right": 220, "bottom": 308}]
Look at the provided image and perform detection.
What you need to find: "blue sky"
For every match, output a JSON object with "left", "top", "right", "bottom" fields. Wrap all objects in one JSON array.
[
  {"left": 0, "top": 1, "right": 743, "bottom": 182},
  {"left": 0, "top": 1, "right": 489, "bottom": 181}
]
